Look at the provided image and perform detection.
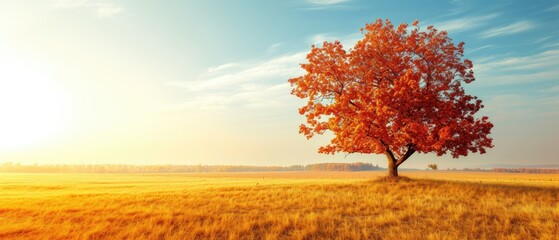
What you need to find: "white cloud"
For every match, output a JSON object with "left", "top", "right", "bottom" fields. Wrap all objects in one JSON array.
[
  {"left": 540, "top": 85, "right": 559, "bottom": 94},
  {"left": 309, "top": 33, "right": 338, "bottom": 45},
  {"left": 484, "top": 94, "right": 559, "bottom": 125},
  {"left": 474, "top": 49, "right": 559, "bottom": 85},
  {"left": 92, "top": 3, "right": 122, "bottom": 18},
  {"left": 534, "top": 36, "right": 552, "bottom": 44},
  {"left": 478, "top": 20, "right": 535, "bottom": 39},
  {"left": 308, "top": 32, "right": 361, "bottom": 48},
  {"left": 166, "top": 52, "right": 306, "bottom": 111},
  {"left": 546, "top": 4, "right": 559, "bottom": 11},
  {"left": 206, "top": 63, "right": 240, "bottom": 74},
  {"left": 476, "top": 49, "right": 558, "bottom": 71},
  {"left": 267, "top": 43, "right": 283, "bottom": 54},
  {"left": 430, "top": 13, "right": 500, "bottom": 33},
  {"left": 303, "top": 0, "right": 352, "bottom": 10},
  {"left": 167, "top": 31, "right": 363, "bottom": 112},
  {"left": 306, "top": 0, "right": 351, "bottom": 5},
  {"left": 541, "top": 41, "right": 559, "bottom": 49},
  {"left": 467, "top": 45, "right": 495, "bottom": 54}
]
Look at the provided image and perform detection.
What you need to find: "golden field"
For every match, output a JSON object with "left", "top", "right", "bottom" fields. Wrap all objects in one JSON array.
[{"left": 0, "top": 171, "right": 558, "bottom": 240}]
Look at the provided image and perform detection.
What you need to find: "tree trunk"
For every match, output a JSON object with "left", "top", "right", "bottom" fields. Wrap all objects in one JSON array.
[
  {"left": 388, "top": 159, "right": 398, "bottom": 178},
  {"left": 385, "top": 150, "right": 398, "bottom": 178},
  {"left": 384, "top": 146, "right": 415, "bottom": 178}
]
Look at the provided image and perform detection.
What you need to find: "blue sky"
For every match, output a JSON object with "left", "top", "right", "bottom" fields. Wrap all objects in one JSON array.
[{"left": 0, "top": 0, "right": 557, "bottom": 168}]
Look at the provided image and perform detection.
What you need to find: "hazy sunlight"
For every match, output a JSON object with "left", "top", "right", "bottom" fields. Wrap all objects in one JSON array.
[{"left": 0, "top": 55, "right": 68, "bottom": 150}]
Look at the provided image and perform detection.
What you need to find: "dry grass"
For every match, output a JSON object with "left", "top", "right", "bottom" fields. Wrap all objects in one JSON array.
[{"left": 0, "top": 171, "right": 558, "bottom": 240}]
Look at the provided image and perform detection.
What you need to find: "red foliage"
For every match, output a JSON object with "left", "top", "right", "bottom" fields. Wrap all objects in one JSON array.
[{"left": 289, "top": 19, "right": 493, "bottom": 174}]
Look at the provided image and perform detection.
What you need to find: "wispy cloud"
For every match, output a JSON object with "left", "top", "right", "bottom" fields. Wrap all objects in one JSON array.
[
  {"left": 306, "top": 0, "right": 351, "bottom": 5},
  {"left": 303, "top": 0, "right": 352, "bottom": 10},
  {"left": 166, "top": 52, "right": 306, "bottom": 111},
  {"left": 540, "top": 85, "right": 559, "bottom": 94},
  {"left": 430, "top": 13, "right": 500, "bottom": 33},
  {"left": 51, "top": 0, "right": 123, "bottom": 18},
  {"left": 542, "top": 41, "right": 559, "bottom": 49},
  {"left": 308, "top": 33, "right": 339, "bottom": 45},
  {"left": 92, "top": 3, "right": 122, "bottom": 18},
  {"left": 206, "top": 63, "right": 240, "bottom": 74},
  {"left": 308, "top": 32, "right": 361, "bottom": 48},
  {"left": 479, "top": 20, "right": 535, "bottom": 39},
  {"left": 167, "top": 31, "right": 364, "bottom": 111},
  {"left": 546, "top": 4, "right": 559, "bottom": 11},
  {"left": 267, "top": 43, "right": 283, "bottom": 54},
  {"left": 480, "top": 49, "right": 558, "bottom": 69},
  {"left": 474, "top": 49, "right": 559, "bottom": 85},
  {"left": 485, "top": 93, "right": 559, "bottom": 123},
  {"left": 469, "top": 48, "right": 559, "bottom": 137},
  {"left": 467, "top": 45, "right": 495, "bottom": 54}
]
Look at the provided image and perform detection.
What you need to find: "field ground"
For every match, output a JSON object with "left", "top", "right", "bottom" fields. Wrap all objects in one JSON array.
[{"left": 1, "top": 171, "right": 558, "bottom": 239}]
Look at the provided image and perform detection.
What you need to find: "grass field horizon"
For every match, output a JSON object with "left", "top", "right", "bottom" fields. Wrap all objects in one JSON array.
[{"left": 1, "top": 171, "right": 557, "bottom": 239}]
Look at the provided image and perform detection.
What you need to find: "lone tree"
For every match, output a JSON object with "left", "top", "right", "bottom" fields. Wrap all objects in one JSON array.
[
  {"left": 428, "top": 164, "right": 438, "bottom": 170},
  {"left": 289, "top": 19, "right": 493, "bottom": 178}
]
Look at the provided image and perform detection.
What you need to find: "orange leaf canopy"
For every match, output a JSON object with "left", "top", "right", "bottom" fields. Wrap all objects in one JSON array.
[{"left": 289, "top": 19, "right": 493, "bottom": 161}]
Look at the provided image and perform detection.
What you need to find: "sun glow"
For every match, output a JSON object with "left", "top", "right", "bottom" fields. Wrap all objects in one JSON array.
[{"left": 0, "top": 55, "right": 69, "bottom": 150}]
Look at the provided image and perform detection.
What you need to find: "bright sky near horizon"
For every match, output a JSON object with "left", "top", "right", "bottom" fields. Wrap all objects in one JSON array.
[{"left": 0, "top": 0, "right": 557, "bottom": 169}]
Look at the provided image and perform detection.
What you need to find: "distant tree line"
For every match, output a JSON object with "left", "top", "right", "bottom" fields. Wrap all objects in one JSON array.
[
  {"left": 307, "top": 162, "right": 380, "bottom": 171},
  {"left": 491, "top": 168, "right": 559, "bottom": 174},
  {"left": 445, "top": 167, "right": 559, "bottom": 174},
  {"left": 446, "top": 168, "right": 489, "bottom": 172},
  {"left": 0, "top": 162, "right": 380, "bottom": 173}
]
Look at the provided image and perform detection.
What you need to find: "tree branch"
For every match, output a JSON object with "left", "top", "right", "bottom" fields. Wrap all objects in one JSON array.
[
  {"left": 384, "top": 149, "right": 397, "bottom": 163},
  {"left": 395, "top": 144, "right": 415, "bottom": 167},
  {"left": 348, "top": 100, "right": 361, "bottom": 109}
]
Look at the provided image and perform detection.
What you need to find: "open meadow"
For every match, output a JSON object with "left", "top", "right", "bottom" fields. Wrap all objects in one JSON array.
[{"left": 1, "top": 171, "right": 558, "bottom": 240}]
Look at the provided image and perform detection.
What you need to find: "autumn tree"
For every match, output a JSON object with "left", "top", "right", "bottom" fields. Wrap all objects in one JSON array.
[
  {"left": 427, "top": 164, "right": 438, "bottom": 170},
  {"left": 289, "top": 19, "right": 493, "bottom": 178}
]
